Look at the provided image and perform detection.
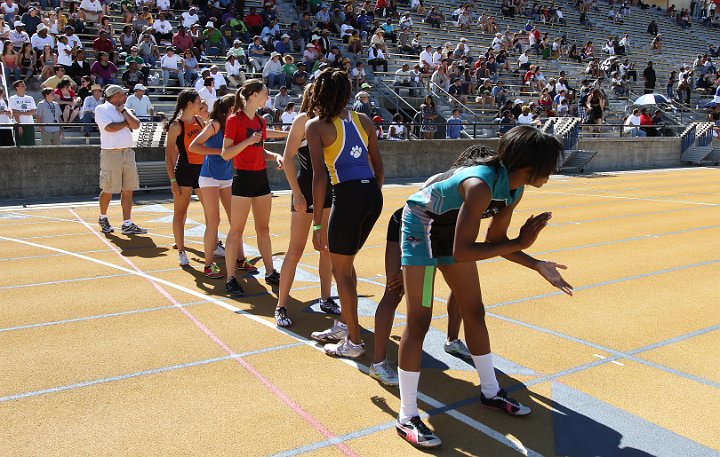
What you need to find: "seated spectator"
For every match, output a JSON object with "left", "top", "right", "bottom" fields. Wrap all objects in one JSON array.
[
  {"left": 198, "top": 76, "right": 217, "bottom": 109},
  {"left": 160, "top": 47, "right": 184, "bottom": 90},
  {"left": 183, "top": 49, "right": 200, "bottom": 87},
  {"left": 498, "top": 109, "right": 515, "bottom": 134},
  {"left": 204, "top": 21, "right": 225, "bottom": 55},
  {"left": 476, "top": 78, "right": 494, "bottom": 109},
  {"left": 53, "top": 78, "right": 80, "bottom": 123},
  {"left": 347, "top": 29, "right": 362, "bottom": 56},
  {"left": 126, "top": 84, "right": 154, "bottom": 118},
  {"left": 280, "top": 54, "right": 296, "bottom": 89},
  {"left": 122, "top": 60, "right": 145, "bottom": 90},
  {"left": 93, "top": 30, "right": 115, "bottom": 64},
  {"left": 119, "top": 25, "right": 137, "bottom": 54},
  {"left": 291, "top": 62, "right": 308, "bottom": 90},
  {"left": 209, "top": 65, "right": 227, "bottom": 95},
  {"left": 273, "top": 86, "right": 291, "bottom": 120},
  {"left": 273, "top": 33, "right": 291, "bottom": 55},
  {"left": 367, "top": 43, "right": 388, "bottom": 72},
  {"left": 1, "top": 39, "right": 19, "bottom": 82},
  {"left": 302, "top": 42, "right": 319, "bottom": 66},
  {"left": 262, "top": 52, "right": 283, "bottom": 89},
  {"left": 425, "top": 6, "right": 444, "bottom": 28},
  {"left": 17, "top": 42, "right": 33, "bottom": 85},
  {"left": 394, "top": 63, "right": 417, "bottom": 96},
  {"left": 42, "top": 65, "right": 67, "bottom": 89},
  {"left": 1, "top": 0, "right": 19, "bottom": 24},
  {"left": 448, "top": 77, "right": 467, "bottom": 107},
  {"left": 248, "top": 35, "right": 268, "bottom": 72},
  {"left": 350, "top": 61, "right": 367, "bottom": 91},
  {"left": 38, "top": 44, "right": 56, "bottom": 80},
  {"left": 352, "top": 90, "right": 373, "bottom": 118},
  {"left": 181, "top": 6, "right": 199, "bottom": 29},
  {"left": 91, "top": 51, "right": 118, "bottom": 86},
  {"left": 624, "top": 108, "right": 646, "bottom": 137},
  {"left": 79, "top": 0, "right": 102, "bottom": 24},
  {"left": 244, "top": 7, "right": 263, "bottom": 36},
  {"left": 76, "top": 76, "right": 93, "bottom": 102},
  {"left": 9, "top": 20, "right": 29, "bottom": 48},
  {"left": 79, "top": 83, "right": 102, "bottom": 134},
  {"left": 153, "top": 12, "right": 173, "bottom": 43}
]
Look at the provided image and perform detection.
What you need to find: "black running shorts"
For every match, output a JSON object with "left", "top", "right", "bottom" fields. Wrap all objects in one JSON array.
[
  {"left": 291, "top": 174, "right": 333, "bottom": 213},
  {"left": 232, "top": 169, "right": 271, "bottom": 197},
  {"left": 328, "top": 179, "right": 383, "bottom": 256},
  {"left": 386, "top": 207, "right": 403, "bottom": 243},
  {"left": 175, "top": 163, "right": 202, "bottom": 189}
]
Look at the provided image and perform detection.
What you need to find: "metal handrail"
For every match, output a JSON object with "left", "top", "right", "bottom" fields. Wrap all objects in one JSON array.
[{"left": 428, "top": 81, "right": 480, "bottom": 119}]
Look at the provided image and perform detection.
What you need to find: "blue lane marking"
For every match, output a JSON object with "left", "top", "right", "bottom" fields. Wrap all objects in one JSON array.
[{"left": 0, "top": 342, "right": 304, "bottom": 403}]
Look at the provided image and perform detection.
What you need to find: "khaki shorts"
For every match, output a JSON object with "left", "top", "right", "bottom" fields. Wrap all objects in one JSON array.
[{"left": 99, "top": 148, "right": 140, "bottom": 193}]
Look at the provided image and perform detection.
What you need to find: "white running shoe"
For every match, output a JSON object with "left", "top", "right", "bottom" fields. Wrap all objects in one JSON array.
[
  {"left": 178, "top": 250, "right": 189, "bottom": 266},
  {"left": 396, "top": 416, "right": 442, "bottom": 448},
  {"left": 369, "top": 359, "right": 399, "bottom": 386},
  {"left": 444, "top": 339, "right": 472, "bottom": 358},
  {"left": 324, "top": 336, "right": 365, "bottom": 359},
  {"left": 311, "top": 319, "right": 348, "bottom": 343},
  {"left": 213, "top": 240, "right": 226, "bottom": 258}
]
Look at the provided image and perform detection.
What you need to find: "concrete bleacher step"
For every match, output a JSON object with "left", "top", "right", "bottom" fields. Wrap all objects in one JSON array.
[{"left": 680, "top": 145, "right": 713, "bottom": 163}]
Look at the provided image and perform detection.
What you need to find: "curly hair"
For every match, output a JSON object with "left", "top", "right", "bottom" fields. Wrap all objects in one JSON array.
[
  {"left": 311, "top": 68, "right": 351, "bottom": 122},
  {"left": 299, "top": 83, "right": 315, "bottom": 116}
]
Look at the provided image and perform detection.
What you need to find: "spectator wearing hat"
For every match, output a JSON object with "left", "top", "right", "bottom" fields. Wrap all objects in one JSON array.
[
  {"left": 302, "top": 41, "right": 319, "bottom": 65},
  {"left": 260, "top": 2, "right": 278, "bottom": 25},
  {"left": 20, "top": 6, "right": 40, "bottom": 35},
  {"left": 298, "top": 12, "right": 314, "bottom": 43},
  {"left": 225, "top": 54, "right": 245, "bottom": 88},
  {"left": 273, "top": 33, "right": 291, "bottom": 55},
  {"left": 31, "top": 23, "right": 53, "bottom": 55},
  {"left": 263, "top": 51, "right": 283, "bottom": 88},
  {"left": 203, "top": 21, "right": 226, "bottom": 54},
  {"left": 95, "top": 84, "right": 146, "bottom": 236},
  {"left": 137, "top": 32, "right": 160, "bottom": 69},
  {"left": 125, "top": 83, "right": 154, "bottom": 118},
  {"left": 368, "top": 42, "right": 388, "bottom": 72},
  {"left": 399, "top": 11, "right": 413, "bottom": 30},
  {"left": 181, "top": 7, "right": 199, "bottom": 29},
  {"left": 79, "top": 0, "right": 102, "bottom": 24},
  {"left": 209, "top": 64, "right": 227, "bottom": 95},
  {"left": 80, "top": 83, "right": 103, "bottom": 133},
  {"left": 9, "top": 20, "right": 28, "bottom": 48},
  {"left": 161, "top": 46, "right": 184, "bottom": 89},
  {"left": 352, "top": 90, "right": 374, "bottom": 118},
  {"left": 290, "top": 62, "right": 308, "bottom": 90},
  {"left": 280, "top": 54, "right": 297, "bottom": 87},
  {"left": 370, "top": 28, "right": 386, "bottom": 51},
  {"left": 122, "top": 60, "right": 145, "bottom": 90},
  {"left": 248, "top": 35, "right": 268, "bottom": 71},
  {"left": 227, "top": 39, "right": 247, "bottom": 65}
]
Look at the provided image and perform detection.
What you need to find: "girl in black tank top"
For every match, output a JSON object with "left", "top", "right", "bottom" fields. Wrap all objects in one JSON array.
[{"left": 273, "top": 84, "right": 337, "bottom": 328}]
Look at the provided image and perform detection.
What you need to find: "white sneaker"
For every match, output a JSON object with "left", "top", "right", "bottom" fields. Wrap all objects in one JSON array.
[
  {"left": 324, "top": 336, "right": 365, "bottom": 359},
  {"left": 444, "top": 339, "right": 471, "bottom": 358},
  {"left": 178, "top": 250, "right": 189, "bottom": 266},
  {"left": 369, "top": 359, "right": 399, "bottom": 386},
  {"left": 311, "top": 319, "right": 348, "bottom": 343},
  {"left": 213, "top": 240, "right": 226, "bottom": 258}
]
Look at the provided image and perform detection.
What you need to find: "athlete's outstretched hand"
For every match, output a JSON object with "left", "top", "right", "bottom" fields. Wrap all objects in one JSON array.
[
  {"left": 312, "top": 228, "right": 328, "bottom": 252},
  {"left": 536, "top": 261, "right": 573, "bottom": 296},
  {"left": 517, "top": 212, "right": 551, "bottom": 250}
]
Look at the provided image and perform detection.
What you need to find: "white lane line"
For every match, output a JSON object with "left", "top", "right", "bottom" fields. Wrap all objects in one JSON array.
[{"left": 0, "top": 232, "right": 541, "bottom": 456}]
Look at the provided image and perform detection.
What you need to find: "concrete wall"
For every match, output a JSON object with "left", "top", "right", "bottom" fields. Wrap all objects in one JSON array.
[{"left": 0, "top": 137, "right": 685, "bottom": 200}]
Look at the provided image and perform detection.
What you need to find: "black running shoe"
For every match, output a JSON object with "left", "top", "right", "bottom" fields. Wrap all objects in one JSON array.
[
  {"left": 265, "top": 269, "right": 280, "bottom": 285},
  {"left": 319, "top": 297, "right": 341, "bottom": 315},
  {"left": 121, "top": 222, "right": 147, "bottom": 235},
  {"left": 396, "top": 416, "right": 442, "bottom": 448},
  {"left": 98, "top": 216, "right": 114, "bottom": 233},
  {"left": 480, "top": 388, "right": 531, "bottom": 416},
  {"left": 274, "top": 307, "right": 292, "bottom": 327},
  {"left": 225, "top": 277, "right": 244, "bottom": 296}
]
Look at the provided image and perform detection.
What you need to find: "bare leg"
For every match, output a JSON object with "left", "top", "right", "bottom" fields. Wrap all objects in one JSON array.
[
  {"left": 373, "top": 240, "right": 403, "bottom": 364},
  {"left": 201, "top": 186, "right": 220, "bottom": 266},
  {"left": 99, "top": 191, "right": 112, "bottom": 215},
  {"left": 119, "top": 190, "right": 133, "bottom": 220},
  {"left": 277, "top": 211, "right": 313, "bottom": 308},
  {"left": 331, "top": 253, "right": 361, "bottom": 344},
  {"left": 172, "top": 186, "right": 193, "bottom": 251},
  {"left": 224, "top": 196, "right": 252, "bottom": 279},
  {"left": 446, "top": 293, "right": 462, "bottom": 341},
  {"left": 251, "top": 193, "right": 274, "bottom": 272},
  {"left": 398, "top": 265, "right": 435, "bottom": 371}
]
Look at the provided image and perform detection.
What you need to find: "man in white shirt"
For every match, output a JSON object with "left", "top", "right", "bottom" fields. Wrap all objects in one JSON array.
[
  {"left": 517, "top": 50, "right": 530, "bottom": 71},
  {"left": 181, "top": 7, "right": 199, "bottom": 29},
  {"left": 9, "top": 21, "right": 29, "bottom": 48},
  {"left": 209, "top": 65, "right": 227, "bottom": 94},
  {"left": 394, "top": 63, "right": 416, "bottom": 96},
  {"left": 160, "top": 47, "right": 184, "bottom": 90},
  {"left": 368, "top": 43, "right": 388, "bottom": 72},
  {"left": 80, "top": 84, "right": 103, "bottom": 134},
  {"left": 419, "top": 45, "right": 434, "bottom": 72},
  {"left": 432, "top": 46, "right": 443, "bottom": 67},
  {"left": 94, "top": 85, "right": 146, "bottom": 235},
  {"left": 198, "top": 77, "right": 217, "bottom": 110},
  {"left": 152, "top": 12, "right": 173, "bottom": 42},
  {"left": 63, "top": 26, "right": 82, "bottom": 50},
  {"left": 279, "top": 102, "right": 296, "bottom": 131},
  {"left": 79, "top": 0, "right": 102, "bottom": 23},
  {"left": 263, "top": 52, "right": 283, "bottom": 88},
  {"left": 624, "top": 108, "right": 645, "bottom": 137},
  {"left": 619, "top": 34, "right": 630, "bottom": 55},
  {"left": 125, "top": 84, "right": 154, "bottom": 118},
  {"left": 31, "top": 23, "right": 54, "bottom": 54},
  {"left": 8, "top": 80, "right": 36, "bottom": 146}
]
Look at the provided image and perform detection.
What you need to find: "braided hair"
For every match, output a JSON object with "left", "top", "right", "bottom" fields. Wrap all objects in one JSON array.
[
  {"left": 165, "top": 88, "right": 200, "bottom": 131},
  {"left": 311, "top": 68, "right": 351, "bottom": 122}
]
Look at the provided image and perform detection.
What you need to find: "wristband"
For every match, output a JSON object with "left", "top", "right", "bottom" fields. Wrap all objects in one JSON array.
[
  {"left": 312, "top": 224, "right": 322, "bottom": 231},
  {"left": 170, "top": 177, "right": 177, "bottom": 183}
]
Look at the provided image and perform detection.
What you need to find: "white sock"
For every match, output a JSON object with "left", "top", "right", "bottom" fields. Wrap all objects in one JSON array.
[
  {"left": 472, "top": 353, "right": 501, "bottom": 398},
  {"left": 335, "top": 320, "right": 347, "bottom": 329},
  {"left": 122, "top": 219, "right": 132, "bottom": 226},
  {"left": 372, "top": 361, "right": 385, "bottom": 370},
  {"left": 99, "top": 214, "right": 108, "bottom": 219},
  {"left": 398, "top": 368, "right": 421, "bottom": 424}
]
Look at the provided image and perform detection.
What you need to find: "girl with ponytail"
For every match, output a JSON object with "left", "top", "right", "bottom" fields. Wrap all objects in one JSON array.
[
  {"left": 220, "top": 79, "right": 289, "bottom": 296},
  {"left": 165, "top": 89, "right": 205, "bottom": 267}
]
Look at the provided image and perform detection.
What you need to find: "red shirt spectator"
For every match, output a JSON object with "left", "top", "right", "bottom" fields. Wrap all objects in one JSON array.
[
  {"left": 93, "top": 34, "right": 114, "bottom": 53},
  {"left": 172, "top": 30, "right": 194, "bottom": 52},
  {"left": 244, "top": 12, "right": 263, "bottom": 29},
  {"left": 224, "top": 111, "right": 267, "bottom": 171}
]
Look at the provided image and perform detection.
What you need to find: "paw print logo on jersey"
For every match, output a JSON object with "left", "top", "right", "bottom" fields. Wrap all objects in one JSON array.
[{"left": 350, "top": 145, "right": 363, "bottom": 158}]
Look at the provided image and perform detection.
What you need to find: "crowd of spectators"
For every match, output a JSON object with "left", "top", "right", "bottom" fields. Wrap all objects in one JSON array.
[{"left": 0, "top": 0, "right": 719, "bottom": 146}]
